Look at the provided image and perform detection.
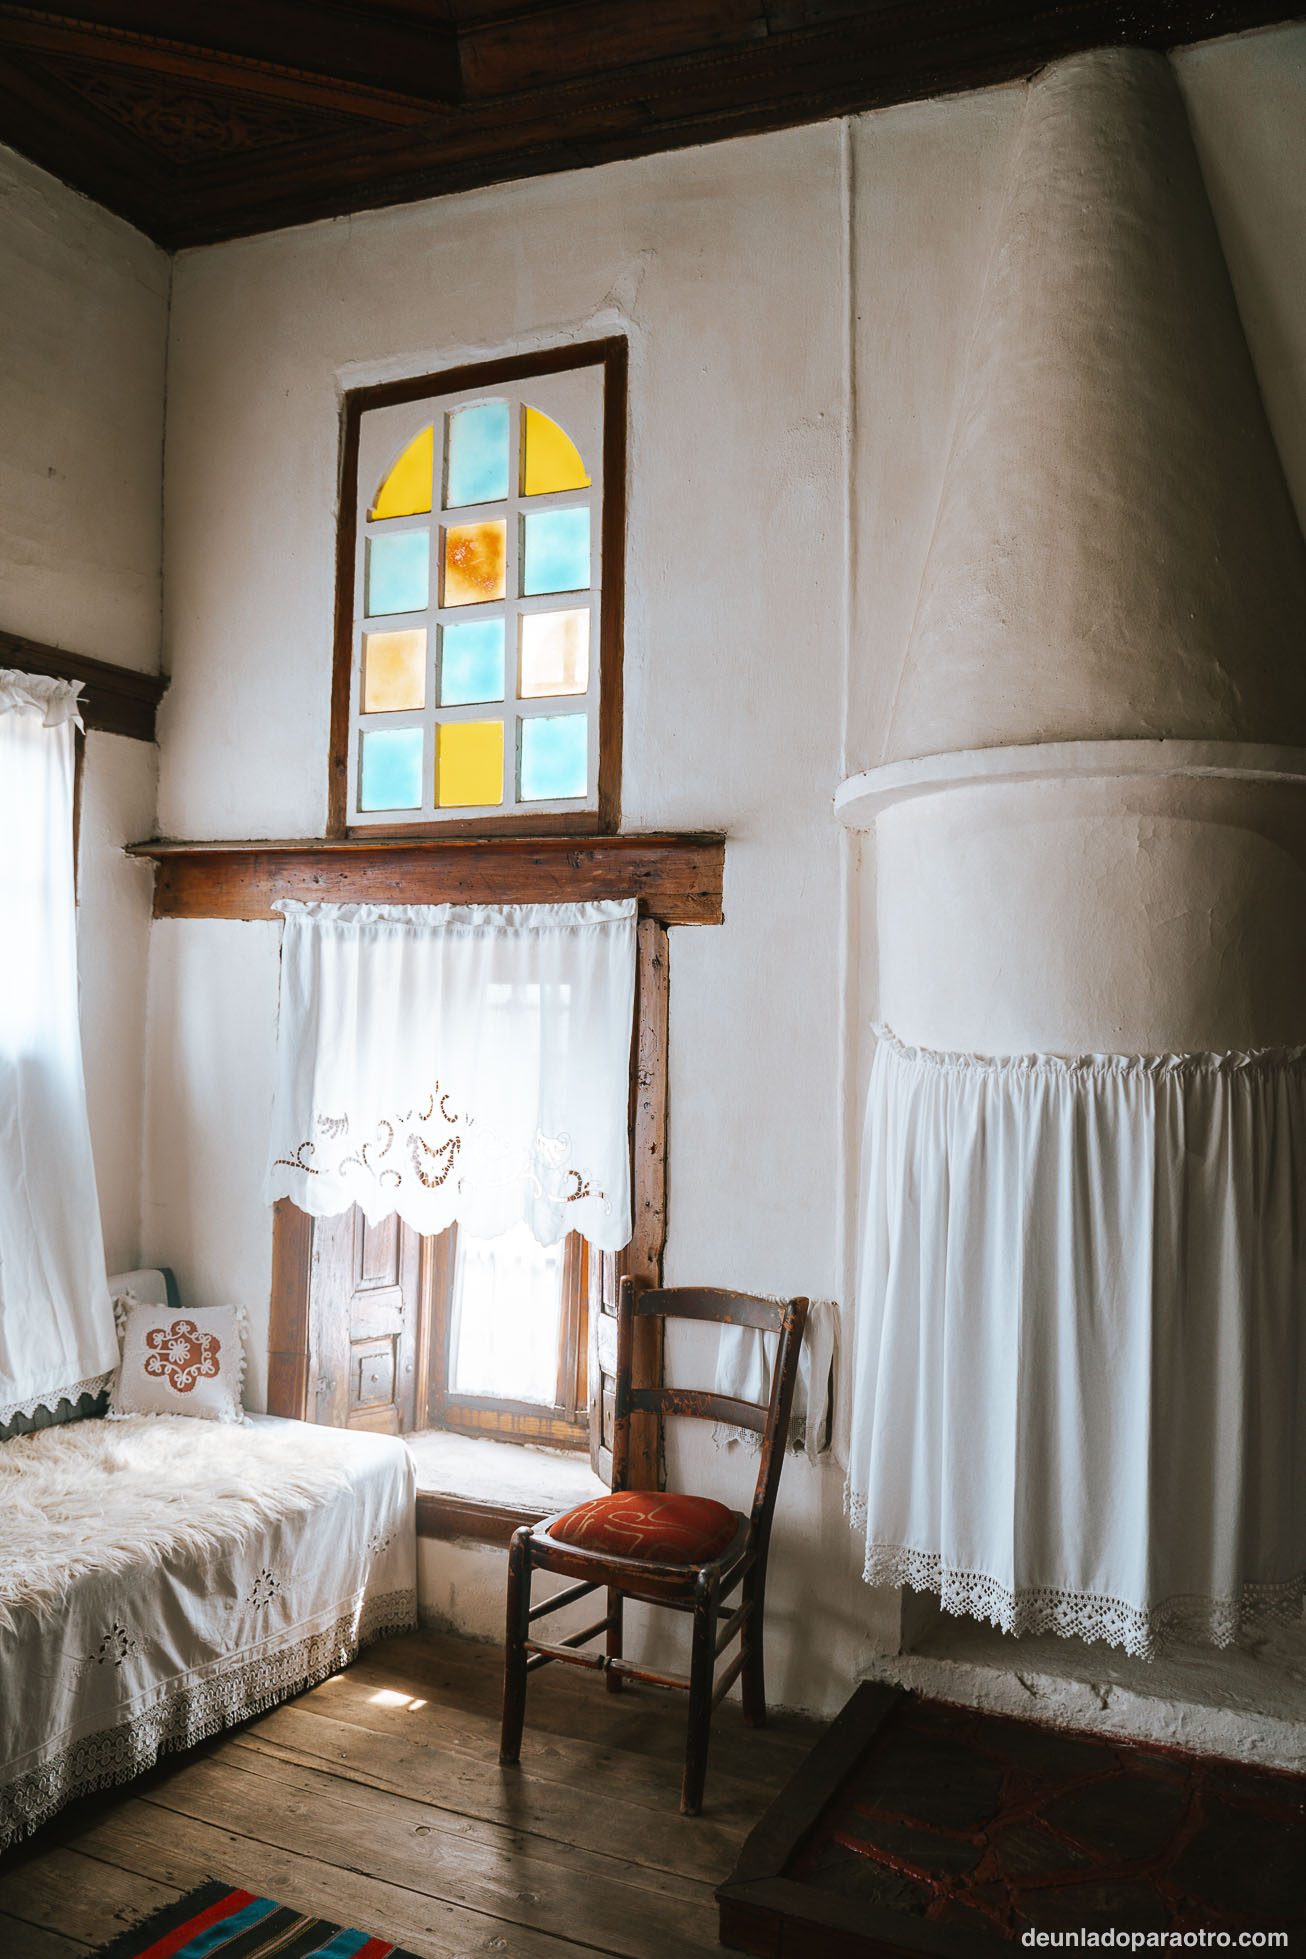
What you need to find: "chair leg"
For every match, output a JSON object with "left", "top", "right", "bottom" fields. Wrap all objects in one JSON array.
[
  {"left": 681, "top": 1572, "right": 719, "bottom": 1816},
  {"left": 741, "top": 1566, "right": 767, "bottom": 1728},
  {"left": 499, "top": 1527, "right": 532, "bottom": 1766},
  {"left": 605, "top": 1587, "right": 624, "bottom": 1693}
]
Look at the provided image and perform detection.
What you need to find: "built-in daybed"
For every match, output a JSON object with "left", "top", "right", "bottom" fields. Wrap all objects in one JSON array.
[{"left": 0, "top": 1404, "right": 416, "bottom": 1850}]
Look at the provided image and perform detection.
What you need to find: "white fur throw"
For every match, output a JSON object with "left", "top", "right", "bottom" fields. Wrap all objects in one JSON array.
[{"left": 0, "top": 1414, "right": 355, "bottom": 1631}]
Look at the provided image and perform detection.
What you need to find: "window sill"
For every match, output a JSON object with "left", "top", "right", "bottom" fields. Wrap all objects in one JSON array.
[{"left": 408, "top": 1427, "right": 603, "bottom": 1544}]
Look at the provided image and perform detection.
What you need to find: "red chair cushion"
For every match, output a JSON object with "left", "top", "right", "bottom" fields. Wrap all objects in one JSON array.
[{"left": 548, "top": 1490, "right": 738, "bottom": 1564}]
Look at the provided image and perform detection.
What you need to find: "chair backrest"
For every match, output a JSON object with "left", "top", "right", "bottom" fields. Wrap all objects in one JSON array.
[{"left": 611, "top": 1278, "right": 809, "bottom": 1551}]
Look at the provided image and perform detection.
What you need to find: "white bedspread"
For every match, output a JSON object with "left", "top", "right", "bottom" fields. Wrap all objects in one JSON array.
[{"left": 0, "top": 1413, "right": 416, "bottom": 1850}]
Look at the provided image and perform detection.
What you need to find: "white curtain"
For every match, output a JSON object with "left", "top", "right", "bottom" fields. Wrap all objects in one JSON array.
[
  {"left": 265, "top": 899, "right": 636, "bottom": 1251},
  {"left": 847, "top": 1024, "right": 1306, "bottom": 1658},
  {"left": 0, "top": 672, "right": 117, "bottom": 1428}
]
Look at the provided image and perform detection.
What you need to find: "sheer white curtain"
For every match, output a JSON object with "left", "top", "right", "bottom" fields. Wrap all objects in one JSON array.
[
  {"left": 0, "top": 672, "right": 117, "bottom": 1428},
  {"left": 265, "top": 898, "right": 636, "bottom": 1251},
  {"left": 847, "top": 1024, "right": 1306, "bottom": 1658}
]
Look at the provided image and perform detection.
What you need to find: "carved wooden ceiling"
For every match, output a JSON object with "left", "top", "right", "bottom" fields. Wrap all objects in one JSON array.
[{"left": 0, "top": 2, "right": 1297, "bottom": 248}]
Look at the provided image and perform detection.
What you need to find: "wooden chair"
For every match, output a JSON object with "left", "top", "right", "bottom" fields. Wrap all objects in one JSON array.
[{"left": 499, "top": 1278, "right": 809, "bottom": 1814}]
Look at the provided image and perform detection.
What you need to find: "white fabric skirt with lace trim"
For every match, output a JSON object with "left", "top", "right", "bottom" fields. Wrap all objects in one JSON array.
[{"left": 846, "top": 1026, "right": 1306, "bottom": 1660}]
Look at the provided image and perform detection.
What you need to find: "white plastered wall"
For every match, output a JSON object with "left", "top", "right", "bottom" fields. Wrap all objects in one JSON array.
[
  {"left": 0, "top": 145, "right": 167, "bottom": 1274},
  {"left": 140, "top": 22, "right": 1306, "bottom": 1715}
]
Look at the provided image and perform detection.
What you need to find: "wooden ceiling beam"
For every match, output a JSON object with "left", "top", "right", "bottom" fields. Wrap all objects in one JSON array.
[{"left": 0, "top": 2, "right": 1296, "bottom": 248}]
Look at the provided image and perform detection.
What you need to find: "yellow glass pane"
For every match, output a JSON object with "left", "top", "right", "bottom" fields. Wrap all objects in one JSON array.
[
  {"left": 437, "top": 719, "right": 504, "bottom": 808},
  {"left": 522, "top": 407, "right": 591, "bottom": 497},
  {"left": 362, "top": 628, "right": 427, "bottom": 713},
  {"left": 370, "top": 425, "right": 434, "bottom": 520},
  {"left": 519, "top": 609, "right": 589, "bottom": 698},
  {"left": 443, "top": 521, "right": 506, "bottom": 607}
]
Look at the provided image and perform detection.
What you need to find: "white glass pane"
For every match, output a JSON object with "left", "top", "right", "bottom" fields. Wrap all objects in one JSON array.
[{"left": 448, "top": 1222, "right": 564, "bottom": 1405}]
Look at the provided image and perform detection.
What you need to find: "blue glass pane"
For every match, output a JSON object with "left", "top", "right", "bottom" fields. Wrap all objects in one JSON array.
[
  {"left": 359, "top": 727, "right": 424, "bottom": 810},
  {"left": 522, "top": 507, "right": 590, "bottom": 596},
  {"left": 366, "top": 531, "right": 429, "bottom": 616},
  {"left": 441, "top": 618, "right": 505, "bottom": 706},
  {"left": 519, "top": 712, "right": 588, "bottom": 801},
  {"left": 447, "top": 400, "right": 510, "bottom": 508}
]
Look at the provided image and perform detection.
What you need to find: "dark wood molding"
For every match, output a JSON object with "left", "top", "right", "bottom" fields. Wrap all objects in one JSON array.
[
  {"left": 597, "top": 337, "right": 627, "bottom": 834},
  {"left": 328, "top": 338, "right": 626, "bottom": 841},
  {"left": 266, "top": 1197, "right": 314, "bottom": 1422},
  {"left": 0, "top": 628, "right": 166, "bottom": 742},
  {"left": 129, "top": 830, "right": 726, "bottom": 926},
  {"left": 619, "top": 917, "right": 669, "bottom": 1490},
  {"left": 0, "top": 4, "right": 1294, "bottom": 249},
  {"left": 415, "top": 1489, "right": 551, "bottom": 1545}
]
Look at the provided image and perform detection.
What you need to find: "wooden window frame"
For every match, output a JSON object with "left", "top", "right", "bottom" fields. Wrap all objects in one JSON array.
[
  {"left": 424, "top": 1226, "right": 590, "bottom": 1450},
  {"left": 329, "top": 338, "right": 627, "bottom": 841}
]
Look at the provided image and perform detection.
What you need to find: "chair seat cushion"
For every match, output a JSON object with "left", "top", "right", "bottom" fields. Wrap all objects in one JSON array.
[{"left": 548, "top": 1490, "right": 738, "bottom": 1564}]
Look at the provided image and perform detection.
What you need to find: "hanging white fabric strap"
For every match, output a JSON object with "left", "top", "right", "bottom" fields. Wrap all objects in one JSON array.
[
  {"left": 0, "top": 671, "right": 117, "bottom": 1430},
  {"left": 712, "top": 1299, "right": 837, "bottom": 1461},
  {"left": 846, "top": 1023, "right": 1306, "bottom": 1659},
  {"left": 265, "top": 898, "right": 637, "bottom": 1251}
]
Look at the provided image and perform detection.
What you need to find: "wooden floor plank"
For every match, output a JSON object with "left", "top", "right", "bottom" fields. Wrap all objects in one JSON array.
[
  {"left": 0, "top": 1845, "right": 180, "bottom": 1947},
  {"left": 280, "top": 1667, "right": 782, "bottom": 1829},
  {"left": 137, "top": 1749, "right": 722, "bottom": 1957},
  {"left": 60, "top": 1804, "right": 587, "bottom": 1959},
  {"left": 2, "top": 1629, "right": 806, "bottom": 1957},
  {"left": 234, "top": 1704, "right": 739, "bottom": 1881},
  {"left": 0, "top": 1911, "right": 91, "bottom": 1958},
  {"left": 349, "top": 1630, "right": 818, "bottom": 1777}
]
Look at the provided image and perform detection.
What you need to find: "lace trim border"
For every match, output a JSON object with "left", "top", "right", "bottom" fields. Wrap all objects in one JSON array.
[
  {"left": 0, "top": 1587, "right": 417, "bottom": 1852},
  {"left": 872, "top": 1021, "right": 1306, "bottom": 1081},
  {"left": 0, "top": 1370, "right": 114, "bottom": 1433},
  {"left": 848, "top": 1515, "right": 1305, "bottom": 1661}
]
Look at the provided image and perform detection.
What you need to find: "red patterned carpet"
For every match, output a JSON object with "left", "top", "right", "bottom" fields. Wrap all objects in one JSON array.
[{"left": 791, "top": 1695, "right": 1305, "bottom": 1941}]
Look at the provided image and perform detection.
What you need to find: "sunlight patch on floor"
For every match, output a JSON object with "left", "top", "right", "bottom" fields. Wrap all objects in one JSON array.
[{"left": 368, "top": 1687, "right": 428, "bottom": 1709}]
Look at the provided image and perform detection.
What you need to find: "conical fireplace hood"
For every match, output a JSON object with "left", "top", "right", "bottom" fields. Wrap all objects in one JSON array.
[{"left": 882, "top": 48, "right": 1306, "bottom": 767}]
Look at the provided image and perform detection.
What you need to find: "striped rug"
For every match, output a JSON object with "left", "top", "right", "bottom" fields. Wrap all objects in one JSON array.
[{"left": 95, "top": 1881, "right": 423, "bottom": 1959}]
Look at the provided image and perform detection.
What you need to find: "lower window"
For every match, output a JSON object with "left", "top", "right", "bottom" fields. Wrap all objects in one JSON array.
[{"left": 427, "top": 1220, "right": 589, "bottom": 1449}]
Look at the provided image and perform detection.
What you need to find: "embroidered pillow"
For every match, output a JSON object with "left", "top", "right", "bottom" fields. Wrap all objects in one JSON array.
[{"left": 109, "top": 1302, "right": 247, "bottom": 1424}]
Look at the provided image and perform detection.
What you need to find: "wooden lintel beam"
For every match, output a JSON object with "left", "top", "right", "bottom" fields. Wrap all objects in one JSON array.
[
  {"left": 1, "top": 628, "right": 166, "bottom": 742},
  {"left": 128, "top": 832, "right": 726, "bottom": 927}
]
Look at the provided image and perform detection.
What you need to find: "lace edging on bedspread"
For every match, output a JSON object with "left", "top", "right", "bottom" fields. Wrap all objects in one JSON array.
[
  {"left": 0, "top": 1587, "right": 416, "bottom": 1851},
  {"left": 847, "top": 1497, "right": 1305, "bottom": 1660}
]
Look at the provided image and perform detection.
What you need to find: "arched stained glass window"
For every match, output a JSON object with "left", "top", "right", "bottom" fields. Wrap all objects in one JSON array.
[{"left": 335, "top": 344, "right": 624, "bottom": 833}]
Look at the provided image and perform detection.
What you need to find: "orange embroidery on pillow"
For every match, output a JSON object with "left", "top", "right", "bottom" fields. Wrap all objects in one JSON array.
[{"left": 143, "top": 1318, "right": 222, "bottom": 1394}]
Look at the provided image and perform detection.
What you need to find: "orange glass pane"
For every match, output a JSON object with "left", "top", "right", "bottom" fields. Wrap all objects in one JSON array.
[
  {"left": 437, "top": 719, "right": 504, "bottom": 808},
  {"left": 522, "top": 407, "right": 591, "bottom": 497},
  {"left": 362, "top": 628, "right": 427, "bottom": 713},
  {"left": 519, "top": 609, "right": 589, "bottom": 698},
  {"left": 370, "top": 425, "right": 434, "bottom": 520},
  {"left": 443, "top": 521, "right": 506, "bottom": 607}
]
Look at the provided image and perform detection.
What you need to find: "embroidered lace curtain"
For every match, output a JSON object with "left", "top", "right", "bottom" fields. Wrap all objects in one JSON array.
[
  {"left": 0, "top": 671, "right": 117, "bottom": 1429},
  {"left": 847, "top": 1025, "right": 1306, "bottom": 1659},
  {"left": 265, "top": 899, "right": 636, "bottom": 1251}
]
